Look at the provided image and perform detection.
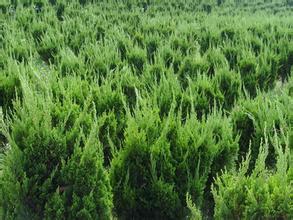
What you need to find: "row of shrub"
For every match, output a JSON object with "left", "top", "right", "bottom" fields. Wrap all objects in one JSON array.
[
  {"left": 0, "top": 0, "right": 292, "bottom": 219},
  {"left": 1, "top": 67, "right": 292, "bottom": 219}
]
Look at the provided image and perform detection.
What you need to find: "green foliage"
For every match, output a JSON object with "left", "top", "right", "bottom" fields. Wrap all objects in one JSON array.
[
  {"left": 231, "top": 89, "right": 293, "bottom": 170},
  {"left": 214, "top": 68, "right": 241, "bottom": 109},
  {"left": 146, "top": 37, "right": 159, "bottom": 63},
  {"left": 127, "top": 48, "right": 147, "bottom": 74},
  {"left": 179, "top": 55, "right": 209, "bottom": 88},
  {"left": 186, "top": 193, "right": 202, "bottom": 220},
  {"left": 205, "top": 48, "right": 228, "bottom": 76},
  {"left": 111, "top": 106, "right": 238, "bottom": 219},
  {"left": 0, "top": 62, "right": 21, "bottom": 113},
  {"left": 59, "top": 48, "right": 83, "bottom": 75},
  {"left": 1, "top": 1, "right": 293, "bottom": 219},
  {"left": 37, "top": 34, "right": 60, "bottom": 64},
  {"left": 239, "top": 55, "right": 258, "bottom": 96},
  {"left": 0, "top": 77, "right": 113, "bottom": 220},
  {"left": 191, "top": 75, "right": 224, "bottom": 118},
  {"left": 278, "top": 44, "right": 293, "bottom": 82},
  {"left": 212, "top": 134, "right": 293, "bottom": 220}
]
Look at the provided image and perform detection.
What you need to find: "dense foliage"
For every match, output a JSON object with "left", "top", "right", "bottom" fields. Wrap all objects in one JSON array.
[{"left": 0, "top": 0, "right": 292, "bottom": 219}]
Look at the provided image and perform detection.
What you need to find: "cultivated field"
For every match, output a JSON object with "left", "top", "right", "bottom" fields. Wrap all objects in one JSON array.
[{"left": 0, "top": 0, "right": 292, "bottom": 219}]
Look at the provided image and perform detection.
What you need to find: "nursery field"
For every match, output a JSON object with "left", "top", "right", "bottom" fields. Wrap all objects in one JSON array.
[{"left": 0, "top": 0, "right": 293, "bottom": 219}]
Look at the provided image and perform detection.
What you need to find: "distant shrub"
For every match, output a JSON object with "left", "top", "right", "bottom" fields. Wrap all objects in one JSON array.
[
  {"left": 179, "top": 56, "right": 209, "bottom": 88},
  {"left": 162, "top": 46, "right": 175, "bottom": 68},
  {"left": 223, "top": 45, "right": 238, "bottom": 69},
  {"left": 217, "top": 0, "right": 225, "bottom": 6},
  {"left": 117, "top": 38, "right": 129, "bottom": 61},
  {"left": 79, "top": 0, "right": 90, "bottom": 6},
  {"left": 146, "top": 37, "right": 159, "bottom": 63},
  {"left": 37, "top": 34, "right": 60, "bottom": 64},
  {"left": 171, "top": 37, "right": 189, "bottom": 55},
  {"left": 96, "top": 25, "right": 106, "bottom": 42},
  {"left": 205, "top": 48, "right": 228, "bottom": 76},
  {"left": 250, "top": 36, "right": 262, "bottom": 56},
  {"left": 0, "top": 2, "right": 9, "bottom": 13},
  {"left": 214, "top": 69, "right": 241, "bottom": 109},
  {"left": 286, "top": 0, "right": 293, "bottom": 6},
  {"left": 192, "top": 76, "right": 224, "bottom": 118},
  {"left": 59, "top": 48, "right": 82, "bottom": 75},
  {"left": 10, "top": 39, "right": 30, "bottom": 63},
  {"left": 31, "top": 22, "right": 47, "bottom": 44},
  {"left": 221, "top": 27, "right": 237, "bottom": 41},
  {"left": 202, "top": 4, "right": 212, "bottom": 14},
  {"left": 56, "top": 3, "right": 65, "bottom": 21},
  {"left": 0, "top": 62, "right": 21, "bottom": 113},
  {"left": 127, "top": 48, "right": 147, "bottom": 74},
  {"left": 133, "top": 31, "right": 144, "bottom": 48},
  {"left": 239, "top": 56, "right": 258, "bottom": 96},
  {"left": 48, "top": 0, "right": 56, "bottom": 5},
  {"left": 278, "top": 45, "right": 293, "bottom": 82}
]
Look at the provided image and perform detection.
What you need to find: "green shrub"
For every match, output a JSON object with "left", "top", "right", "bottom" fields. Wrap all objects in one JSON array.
[
  {"left": 152, "top": 73, "right": 181, "bottom": 117},
  {"left": 171, "top": 37, "right": 189, "bottom": 55},
  {"left": 239, "top": 56, "right": 258, "bottom": 96},
  {"left": 199, "top": 28, "right": 219, "bottom": 53},
  {"left": 2, "top": 2, "right": 293, "bottom": 219},
  {"left": 59, "top": 48, "right": 82, "bottom": 75},
  {"left": 56, "top": 3, "right": 65, "bottom": 21},
  {"left": 31, "top": 22, "right": 47, "bottom": 44},
  {"left": 0, "top": 61, "right": 21, "bottom": 114},
  {"left": 231, "top": 93, "right": 293, "bottom": 170},
  {"left": 10, "top": 44, "right": 30, "bottom": 63},
  {"left": 221, "top": 27, "right": 237, "bottom": 41},
  {"left": 205, "top": 48, "right": 228, "bottom": 76},
  {"left": 96, "top": 25, "right": 106, "bottom": 42},
  {"left": 111, "top": 106, "right": 238, "bottom": 219},
  {"left": 162, "top": 46, "right": 175, "bottom": 68},
  {"left": 202, "top": 4, "right": 212, "bottom": 14},
  {"left": 257, "top": 61, "right": 276, "bottom": 91},
  {"left": 223, "top": 44, "right": 238, "bottom": 69},
  {"left": 212, "top": 135, "right": 293, "bottom": 220},
  {"left": 146, "top": 63, "right": 165, "bottom": 84},
  {"left": 191, "top": 76, "right": 224, "bottom": 118},
  {"left": 146, "top": 37, "right": 159, "bottom": 63},
  {"left": 278, "top": 44, "right": 293, "bottom": 82},
  {"left": 286, "top": 0, "right": 293, "bottom": 6},
  {"left": 0, "top": 77, "right": 113, "bottom": 220},
  {"left": 127, "top": 48, "right": 147, "bottom": 74},
  {"left": 133, "top": 31, "right": 144, "bottom": 48},
  {"left": 186, "top": 193, "right": 202, "bottom": 220},
  {"left": 213, "top": 68, "right": 241, "bottom": 109},
  {"left": 37, "top": 34, "right": 61, "bottom": 64},
  {"left": 110, "top": 109, "right": 182, "bottom": 219},
  {"left": 179, "top": 56, "right": 209, "bottom": 88},
  {"left": 250, "top": 36, "right": 262, "bottom": 56},
  {"left": 117, "top": 38, "right": 130, "bottom": 61},
  {"left": 92, "top": 82, "right": 126, "bottom": 158}
]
